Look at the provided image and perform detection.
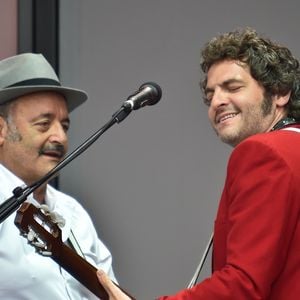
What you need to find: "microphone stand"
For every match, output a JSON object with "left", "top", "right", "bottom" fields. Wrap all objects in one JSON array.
[
  {"left": 186, "top": 232, "right": 213, "bottom": 288},
  {"left": 0, "top": 103, "right": 132, "bottom": 224}
]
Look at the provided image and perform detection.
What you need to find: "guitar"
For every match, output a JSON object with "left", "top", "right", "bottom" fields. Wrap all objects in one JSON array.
[{"left": 14, "top": 202, "right": 135, "bottom": 300}]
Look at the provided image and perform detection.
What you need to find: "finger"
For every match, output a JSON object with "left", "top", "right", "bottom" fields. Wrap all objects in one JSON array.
[
  {"left": 97, "top": 270, "right": 131, "bottom": 300},
  {"left": 97, "top": 270, "right": 119, "bottom": 297},
  {"left": 97, "top": 269, "right": 112, "bottom": 289}
]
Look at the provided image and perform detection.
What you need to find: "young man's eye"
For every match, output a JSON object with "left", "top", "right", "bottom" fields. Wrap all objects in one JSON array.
[
  {"left": 228, "top": 86, "right": 242, "bottom": 92},
  {"left": 203, "top": 97, "right": 211, "bottom": 106},
  {"left": 203, "top": 91, "right": 213, "bottom": 106}
]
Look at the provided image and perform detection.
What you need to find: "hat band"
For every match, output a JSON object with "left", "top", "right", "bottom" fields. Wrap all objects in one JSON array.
[{"left": 6, "top": 78, "right": 61, "bottom": 88}]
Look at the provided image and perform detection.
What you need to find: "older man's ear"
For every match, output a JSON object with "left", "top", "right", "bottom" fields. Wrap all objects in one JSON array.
[{"left": 0, "top": 116, "right": 8, "bottom": 146}]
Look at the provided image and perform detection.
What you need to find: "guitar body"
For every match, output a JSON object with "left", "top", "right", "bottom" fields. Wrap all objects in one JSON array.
[{"left": 14, "top": 202, "right": 134, "bottom": 300}]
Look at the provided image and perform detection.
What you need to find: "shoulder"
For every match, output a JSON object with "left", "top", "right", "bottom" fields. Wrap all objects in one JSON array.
[
  {"left": 46, "top": 185, "right": 98, "bottom": 240},
  {"left": 230, "top": 132, "right": 278, "bottom": 162},
  {"left": 46, "top": 185, "right": 90, "bottom": 218},
  {"left": 232, "top": 129, "right": 299, "bottom": 158},
  {"left": 228, "top": 129, "right": 300, "bottom": 179}
]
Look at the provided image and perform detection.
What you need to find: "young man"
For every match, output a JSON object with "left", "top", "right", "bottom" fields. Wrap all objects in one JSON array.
[
  {"left": 98, "top": 28, "right": 300, "bottom": 299},
  {"left": 0, "top": 53, "right": 116, "bottom": 299}
]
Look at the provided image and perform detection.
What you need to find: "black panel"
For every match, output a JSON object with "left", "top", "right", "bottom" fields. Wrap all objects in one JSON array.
[
  {"left": 17, "top": 0, "right": 60, "bottom": 189},
  {"left": 18, "top": 0, "right": 59, "bottom": 71}
]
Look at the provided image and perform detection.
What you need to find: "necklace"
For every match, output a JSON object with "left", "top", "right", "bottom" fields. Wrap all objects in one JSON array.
[{"left": 271, "top": 117, "right": 297, "bottom": 131}]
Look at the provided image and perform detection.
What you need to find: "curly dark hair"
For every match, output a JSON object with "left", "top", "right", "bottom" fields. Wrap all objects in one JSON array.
[{"left": 200, "top": 28, "right": 300, "bottom": 119}]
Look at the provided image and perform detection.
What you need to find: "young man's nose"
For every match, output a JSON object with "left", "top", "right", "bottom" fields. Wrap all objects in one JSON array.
[{"left": 210, "top": 88, "right": 229, "bottom": 110}]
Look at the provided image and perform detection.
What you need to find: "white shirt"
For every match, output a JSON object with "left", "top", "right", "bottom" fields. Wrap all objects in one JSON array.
[{"left": 0, "top": 164, "right": 116, "bottom": 299}]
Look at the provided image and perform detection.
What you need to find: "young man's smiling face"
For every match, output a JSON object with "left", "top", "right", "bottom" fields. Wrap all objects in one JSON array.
[{"left": 204, "top": 60, "right": 289, "bottom": 147}]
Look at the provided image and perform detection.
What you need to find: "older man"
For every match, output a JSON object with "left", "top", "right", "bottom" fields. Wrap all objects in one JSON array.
[{"left": 0, "top": 53, "right": 116, "bottom": 299}]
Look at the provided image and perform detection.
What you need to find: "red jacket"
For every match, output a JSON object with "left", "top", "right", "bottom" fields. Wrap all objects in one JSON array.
[{"left": 159, "top": 127, "right": 300, "bottom": 299}]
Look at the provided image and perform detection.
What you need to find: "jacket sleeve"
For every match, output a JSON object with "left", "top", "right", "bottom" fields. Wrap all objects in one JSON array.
[{"left": 157, "top": 138, "right": 300, "bottom": 299}]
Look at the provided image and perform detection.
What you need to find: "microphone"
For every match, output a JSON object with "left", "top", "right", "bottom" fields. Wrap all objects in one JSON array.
[{"left": 123, "top": 82, "right": 162, "bottom": 110}]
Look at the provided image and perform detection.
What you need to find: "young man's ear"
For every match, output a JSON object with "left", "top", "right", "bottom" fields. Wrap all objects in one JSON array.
[{"left": 273, "top": 91, "right": 291, "bottom": 107}]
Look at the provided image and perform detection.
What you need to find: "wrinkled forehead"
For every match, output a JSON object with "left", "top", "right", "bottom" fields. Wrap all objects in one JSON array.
[
  {"left": 9, "top": 91, "right": 69, "bottom": 119},
  {"left": 206, "top": 60, "right": 250, "bottom": 88},
  {"left": 13, "top": 91, "right": 67, "bottom": 108}
]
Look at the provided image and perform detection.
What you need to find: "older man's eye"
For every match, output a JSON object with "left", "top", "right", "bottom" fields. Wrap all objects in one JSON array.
[
  {"left": 62, "top": 123, "right": 70, "bottom": 132},
  {"left": 38, "top": 121, "right": 49, "bottom": 127},
  {"left": 35, "top": 121, "right": 50, "bottom": 130}
]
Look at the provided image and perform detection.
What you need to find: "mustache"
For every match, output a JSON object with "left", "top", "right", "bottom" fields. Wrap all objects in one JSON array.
[{"left": 38, "top": 143, "right": 66, "bottom": 157}]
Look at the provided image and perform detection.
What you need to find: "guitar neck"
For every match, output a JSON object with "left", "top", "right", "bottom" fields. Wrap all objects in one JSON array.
[
  {"left": 14, "top": 202, "right": 135, "bottom": 299},
  {"left": 52, "top": 243, "right": 135, "bottom": 299},
  {"left": 53, "top": 242, "right": 109, "bottom": 299}
]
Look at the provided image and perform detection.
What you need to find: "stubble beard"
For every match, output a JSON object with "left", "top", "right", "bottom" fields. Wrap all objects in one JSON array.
[{"left": 217, "top": 95, "right": 273, "bottom": 147}]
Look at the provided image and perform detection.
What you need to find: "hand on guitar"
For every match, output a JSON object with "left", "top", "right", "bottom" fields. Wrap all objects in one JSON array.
[
  {"left": 97, "top": 269, "right": 132, "bottom": 300},
  {"left": 15, "top": 202, "right": 135, "bottom": 300}
]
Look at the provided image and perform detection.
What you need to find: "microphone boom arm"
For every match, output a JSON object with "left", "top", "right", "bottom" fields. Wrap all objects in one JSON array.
[{"left": 0, "top": 103, "right": 132, "bottom": 224}]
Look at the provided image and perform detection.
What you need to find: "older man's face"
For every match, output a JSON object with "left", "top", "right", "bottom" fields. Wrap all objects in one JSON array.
[{"left": 0, "top": 91, "right": 70, "bottom": 185}]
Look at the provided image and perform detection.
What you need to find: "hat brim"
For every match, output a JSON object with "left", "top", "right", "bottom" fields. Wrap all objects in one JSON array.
[{"left": 0, "top": 85, "right": 88, "bottom": 112}]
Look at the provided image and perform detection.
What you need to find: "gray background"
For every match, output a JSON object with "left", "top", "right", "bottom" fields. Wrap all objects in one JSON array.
[{"left": 59, "top": 1, "right": 300, "bottom": 298}]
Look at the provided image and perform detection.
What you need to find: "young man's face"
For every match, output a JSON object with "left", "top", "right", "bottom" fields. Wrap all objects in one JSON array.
[
  {"left": 204, "top": 60, "right": 287, "bottom": 147},
  {"left": 0, "top": 91, "right": 70, "bottom": 185}
]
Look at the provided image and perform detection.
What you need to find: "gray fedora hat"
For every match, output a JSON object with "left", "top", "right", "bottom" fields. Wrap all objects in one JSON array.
[{"left": 0, "top": 53, "right": 87, "bottom": 111}]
